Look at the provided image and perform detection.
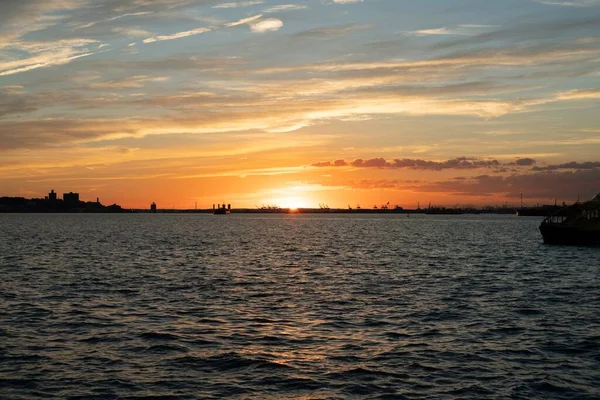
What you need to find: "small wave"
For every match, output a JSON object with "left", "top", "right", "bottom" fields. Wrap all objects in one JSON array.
[
  {"left": 487, "top": 326, "right": 525, "bottom": 335},
  {"left": 66, "top": 309, "right": 89, "bottom": 315},
  {"left": 542, "top": 340, "right": 591, "bottom": 355},
  {"left": 79, "top": 335, "right": 122, "bottom": 344},
  {"left": 444, "top": 384, "right": 495, "bottom": 396},
  {"left": 530, "top": 380, "right": 574, "bottom": 394},
  {"left": 420, "top": 328, "right": 442, "bottom": 337},
  {"left": 499, "top": 348, "right": 537, "bottom": 356},
  {"left": 75, "top": 355, "right": 123, "bottom": 365},
  {"left": 1, "top": 292, "right": 17, "bottom": 300},
  {"left": 327, "top": 355, "right": 365, "bottom": 363},
  {"left": 515, "top": 308, "right": 543, "bottom": 316},
  {"left": 0, "top": 378, "right": 40, "bottom": 389},
  {"left": 576, "top": 337, "right": 600, "bottom": 352},
  {"left": 11, "top": 304, "right": 54, "bottom": 318},
  {"left": 117, "top": 396, "right": 195, "bottom": 400},
  {"left": 113, "top": 288, "right": 140, "bottom": 296},
  {"left": 50, "top": 321, "right": 120, "bottom": 330},
  {"left": 139, "top": 332, "right": 180, "bottom": 341},
  {"left": 373, "top": 394, "right": 410, "bottom": 400},
  {"left": 422, "top": 309, "right": 468, "bottom": 321},
  {"left": 2, "top": 354, "right": 52, "bottom": 363},
  {"left": 342, "top": 383, "right": 396, "bottom": 396},
  {"left": 384, "top": 331, "right": 411, "bottom": 339},
  {"left": 188, "top": 338, "right": 217, "bottom": 346},
  {"left": 407, "top": 362, "right": 440, "bottom": 372},
  {"left": 167, "top": 352, "right": 295, "bottom": 372},
  {"left": 144, "top": 344, "right": 189, "bottom": 354},
  {"left": 196, "top": 318, "right": 226, "bottom": 324},
  {"left": 316, "top": 321, "right": 357, "bottom": 330},
  {"left": 248, "top": 292, "right": 273, "bottom": 298},
  {"left": 246, "top": 317, "right": 276, "bottom": 324},
  {"left": 372, "top": 350, "right": 414, "bottom": 361},
  {"left": 401, "top": 342, "right": 430, "bottom": 348},
  {"left": 254, "top": 375, "right": 322, "bottom": 391},
  {"left": 362, "top": 318, "right": 395, "bottom": 327},
  {"left": 327, "top": 367, "right": 408, "bottom": 381},
  {"left": 255, "top": 335, "right": 287, "bottom": 345}
]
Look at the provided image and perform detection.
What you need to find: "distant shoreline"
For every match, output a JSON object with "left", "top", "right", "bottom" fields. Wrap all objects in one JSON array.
[
  {"left": 133, "top": 208, "right": 521, "bottom": 215},
  {"left": 0, "top": 208, "right": 524, "bottom": 215},
  {"left": 2, "top": 193, "right": 563, "bottom": 216}
]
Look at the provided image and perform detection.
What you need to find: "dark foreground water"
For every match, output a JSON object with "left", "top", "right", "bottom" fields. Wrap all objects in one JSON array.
[{"left": 1, "top": 214, "right": 599, "bottom": 399}]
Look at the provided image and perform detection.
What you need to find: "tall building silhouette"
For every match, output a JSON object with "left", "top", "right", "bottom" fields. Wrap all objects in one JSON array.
[{"left": 63, "top": 192, "right": 80, "bottom": 208}]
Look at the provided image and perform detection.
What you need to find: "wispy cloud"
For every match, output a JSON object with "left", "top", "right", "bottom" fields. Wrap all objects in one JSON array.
[
  {"left": 534, "top": 0, "right": 600, "bottom": 7},
  {"left": 75, "top": 11, "right": 153, "bottom": 29},
  {"left": 413, "top": 169, "right": 600, "bottom": 200},
  {"left": 555, "top": 88, "right": 600, "bottom": 100},
  {"left": 263, "top": 4, "right": 307, "bottom": 13},
  {"left": 0, "top": 0, "right": 82, "bottom": 42},
  {"left": 334, "top": 168, "right": 600, "bottom": 201},
  {"left": 224, "top": 14, "right": 263, "bottom": 27},
  {"left": 88, "top": 75, "right": 169, "bottom": 89},
  {"left": 213, "top": 1, "right": 264, "bottom": 8},
  {"left": 255, "top": 45, "right": 599, "bottom": 74},
  {"left": 0, "top": 39, "right": 100, "bottom": 77},
  {"left": 532, "top": 161, "right": 600, "bottom": 170},
  {"left": 249, "top": 18, "right": 283, "bottom": 33},
  {"left": 436, "top": 16, "right": 600, "bottom": 48},
  {"left": 112, "top": 27, "right": 153, "bottom": 37},
  {"left": 312, "top": 157, "right": 536, "bottom": 170},
  {"left": 404, "top": 24, "right": 499, "bottom": 37},
  {"left": 295, "top": 24, "right": 371, "bottom": 39},
  {"left": 404, "top": 27, "right": 469, "bottom": 37},
  {"left": 143, "top": 27, "right": 211, "bottom": 43}
]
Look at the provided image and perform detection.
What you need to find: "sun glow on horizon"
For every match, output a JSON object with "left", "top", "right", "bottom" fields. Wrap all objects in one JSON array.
[{"left": 268, "top": 196, "right": 313, "bottom": 210}]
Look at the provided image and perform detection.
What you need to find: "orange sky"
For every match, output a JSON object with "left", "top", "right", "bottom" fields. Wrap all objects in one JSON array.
[{"left": 1, "top": 1, "right": 600, "bottom": 208}]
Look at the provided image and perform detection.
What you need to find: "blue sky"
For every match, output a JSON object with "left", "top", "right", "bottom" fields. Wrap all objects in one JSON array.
[{"left": 1, "top": 0, "right": 599, "bottom": 208}]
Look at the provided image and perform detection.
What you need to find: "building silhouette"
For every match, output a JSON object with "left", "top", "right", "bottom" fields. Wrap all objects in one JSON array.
[
  {"left": 63, "top": 192, "right": 80, "bottom": 208},
  {"left": 150, "top": 202, "right": 157, "bottom": 212},
  {"left": 0, "top": 189, "right": 127, "bottom": 213}
]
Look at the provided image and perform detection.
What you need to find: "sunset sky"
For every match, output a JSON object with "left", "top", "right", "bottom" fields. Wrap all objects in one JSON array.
[{"left": 1, "top": 0, "right": 599, "bottom": 209}]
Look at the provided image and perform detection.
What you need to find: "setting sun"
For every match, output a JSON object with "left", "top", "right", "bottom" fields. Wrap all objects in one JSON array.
[{"left": 268, "top": 196, "right": 312, "bottom": 210}]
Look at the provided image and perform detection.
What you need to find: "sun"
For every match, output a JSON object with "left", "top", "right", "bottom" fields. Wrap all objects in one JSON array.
[{"left": 276, "top": 196, "right": 312, "bottom": 210}]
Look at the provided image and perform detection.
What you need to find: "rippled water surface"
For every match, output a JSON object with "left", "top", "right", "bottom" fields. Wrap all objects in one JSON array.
[{"left": 1, "top": 213, "right": 600, "bottom": 399}]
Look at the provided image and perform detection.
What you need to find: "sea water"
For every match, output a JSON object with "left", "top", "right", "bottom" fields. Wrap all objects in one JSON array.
[{"left": 1, "top": 213, "right": 599, "bottom": 399}]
